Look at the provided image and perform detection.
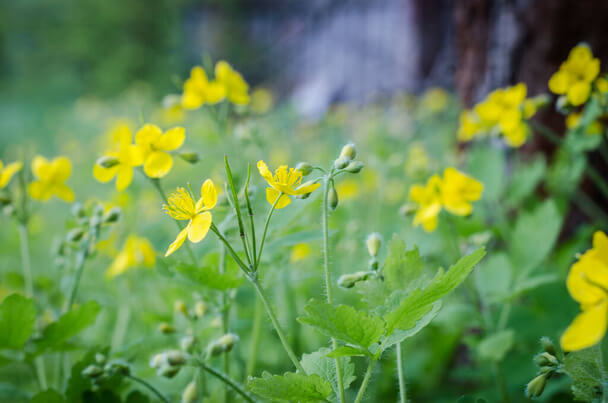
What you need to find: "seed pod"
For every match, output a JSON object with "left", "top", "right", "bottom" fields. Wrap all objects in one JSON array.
[
  {"left": 328, "top": 185, "right": 339, "bottom": 211},
  {"left": 207, "top": 333, "right": 239, "bottom": 356},
  {"left": 166, "top": 350, "right": 187, "bottom": 366},
  {"left": 102, "top": 207, "right": 122, "bottom": 224},
  {"left": 339, "top": 143, "right": 357, "bottom": 161},
  {"left": 66, "top": 228, "right": 85, "bottom": 243},
  {"left": 337, "top": 271, "right": 372, "bottom": 288},
  {"left": 526, "top": 373, "right": 549, "bottom": 398},
  {"left": 182, "top": 381, "right": 199, "bottom": 403},
  {"left": 366, "top": 233, "right": 382, "bottom": 258},
  {"left": 174, "top": 300, "right": 188, "bottom": 316},
  {"left": 344, "top": 161, "right": 364, "bottom": 173},
  {"left": 96, "top": 156, "right": 120, "bottom": 169},
  {"left": 82, "top": 365, "right": 104, "bottom": 378},
  {"left": 179, "top": 152, "right": 200, "bottom": 164},
  {"left": 296, "top": 162, "right": 313, "bottom": 176},
  {"left": 194, "top": 301, "right": 207, "bottom": 318},
  {"left": 158, "top": 322, "right": 176, "bottom": 334}
]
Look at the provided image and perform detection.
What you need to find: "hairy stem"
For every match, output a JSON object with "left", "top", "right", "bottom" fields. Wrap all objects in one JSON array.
[
  {"left": 126, "top": 374, "right": 170, "bottom": 403},
  {"left": 246, "top": 298, "right": 263, "bottom": 380},
  {"left": 196, "top": 360, "right": 257, "bottom": 403},
  {"left": 354, "top": 358, "right": 377, "bottom": 403},
  {"left": 396, "top": 343, "right": 406, "bottom": 403},
  {"left": 255, "top": 193, "right": 280, "bottom": 269},
  {"left": 219, "top": 243, "right": 230, "bottom": 403}
]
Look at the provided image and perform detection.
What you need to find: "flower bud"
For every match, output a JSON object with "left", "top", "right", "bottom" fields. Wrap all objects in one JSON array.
[
  {"left": 179, "top": 152, "right": 200, "bottom": 164},
  {"left": 96, "top": 156, "right": 120, "bottom": 169},
  {"left": 194, "top": 301, "right": 207, "bottom": 318},
  {"left": 369, "top": 258, "right": 379, "bottom": 271},
  {"left": 71, "top": 202, "right": 85, "bottom": 218},
  {"left": 158, "top": 322, "right": 176, "bottom": 334},
  {"left": 399, "top": 203, "right": 417, "bottom": 216},
  {"left": 296, "top": 162, "right": 313, "bottom": 176},
  {"left": 337, "top": 271, "right": 372, "bottom": 288},
  {"left": 174, "top": 300, "right": 188, "bottom": 316},
  {"left": 95, "top": 353, "right": 107, "bottom": 365},
  {"left": 106, "top": 360, "right": 130, "bottom": 376},
  {"left": 66, "top": 228, "right": 85, "bottom": 243},
  {"left": 534, "top": 352, "right": 558, "bottom": 367},
  {"left": 295, "top": 180, "right": 316, "bottom": 200},
  {"left": 166, "top": 350, "right": 187, "bottom": 366},
  {"left": 182, "top": 381, "right": 199, "bottom": 403},
  {"left": 540, "top": 337, "right": 557, "bottom": 356},
  {"left": 157, "top": 365, "right": 180, "bottom": 378},
  {"left": 149, "top": 353, "right": 165, "bottom": 369},
  {"left": 207, "top": 333, "right": 239, "bottom": 356},
  {"left": 344, "top": 161, "right": 364, "bottom": 174},
  {"left": 339, "top": 143, "right": 357, "bottom": 161},
  {"left": 366, "top": 233, "right": 382, "bottom": 258},
  {"left": 333, "top": 156, "right": 350, "bottom": 170},
  {"left": 555, "top": 95, "right": 573, "bottom": 114},
  {"left": 525, "top": 373, "right": 548, "bottom": 398},
  {"left": 180, "top": 335, "right": 196, "bottom": 353},
  {"left": 328, "top": 185, "right": 338, "bottom": 211},
  {"left": 82, "top": 364, "right": 104, "bottom": 378},
  {"left": 102, "top": 207, "right": 122, "bottom": 224}
]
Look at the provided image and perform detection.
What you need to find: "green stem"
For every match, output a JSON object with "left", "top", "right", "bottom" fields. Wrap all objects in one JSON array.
[
  {"left": 255, "top": 193, "right": 281, "bottom": 268},
  {"left": 354, "top": 358, "right": 377, "bottom": 403},
  {"left": 573, "top": 192, "right": 608, "bottom": 226},
  {"left": 219, "top": 243, "right": 230, "bottom": 403},
  {"left": 244, "top": 164, "right": 257, "bottom": 266},
  {"left": 246, "top": 298, "right": 263, "bottom": 380},
  {"left": 396, "top": 343, "right": 406, "bottom": 403},
  {"left": 497, "top": 303, "right": 511, "bottom": 331},
  {"left": 493, "top": 362, "right": 509, "bottom": 402},
  {"left": 321, "top": 174, "right": 345, "bottom": 403},
  {"left": 210, "top": 225, "right": 250, "bottom": 274},
  {"left": 250, "top": 278, "right": 306, "bottom": 374},
  {"left": 196, "top": 360, "right": 257, "bottom": 403},
  {"left": 530, "top": 120, "right": 562, "bottom": 146},
  {"left": 126, "top": 374, "right": 170, "bottom": 403},
  {"left": 224, "top": 156, "right": 253, "bottom": 268},
  {"left": 586, "top": 163, "right": 608, "bottom": 200},
  {"left": 67, "top": 244, "right": 90, "bottom": 310}
]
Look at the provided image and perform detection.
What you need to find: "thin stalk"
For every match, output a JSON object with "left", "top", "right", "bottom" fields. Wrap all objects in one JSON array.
[
  {"left": 497, "top": 303, "right": 511, "bottom": 331},
  {"left": 210, "top": 225, "right": 250, "bottom": 274},
  {"left": 196, "top": 360, "right": 257, "bottom": 403},
  {"left": 586, "top": 164, "right": 608, "bottom": 200},
  {"left": 244, "top": 164, "right": 257, "bottom": 266},
  {"left": 396, "top": 343, "right": 406, "bottom": 403},
  {"left": 493, "top": 362, "right": 509, "bottom": 402},
  {"left": 530, "top": 120, "right": 562, "bottom": 146},
  {"left": 219, "top": 243, "right": 230, "bottom": 403},
  {"left": 110, "top": 303, "right": 131, "bottom": 353},
  {"left": 246, "top": 298, "right": 263, "bottom": 380},
  {"left": 250, "top": 278, "right": 306, "bottom": 374},
  {"left": 126, "top": 374, "right": 170, "bottom": 403},
  {"left": 67, "top": 243, "right": 90, "bottom": 310},
  {"left": 354, "top": 358, "right": 377, "bottom": 403},
  {"left": 255, "top": 193, "right": 281, "bottom": 268},
  {"left": 573, "top": 192, "right": 608, "bottom": 226},
  {"left": 321, "top": 174, "right": 345, "bottom": 403},
  {"left": 224, "top": 156, "right": 253, "bottom": 268}
]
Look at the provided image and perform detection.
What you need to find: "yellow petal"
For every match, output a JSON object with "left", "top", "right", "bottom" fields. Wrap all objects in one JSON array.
[
  {"left": 93, "top": 164, "right": 118, "bottom": 183},
  {"left": 257, "top": 160, "right": 274, "bottom": 184},
  {"left": 28, "top": 181, "right": 52, "bottom": 201},
  {"left": 567, "top": 81, "right": 591, "bottom": 106},
  {"left": 566, "top": 253, "right": 607, "bottom": 305},
  {"left": 548, "top": 70, "right": 570, "bottom": 95},
  {"left": 584, "top": 58, "right": 600, "bottom": 82},
  {"left": 592, "top": 231, "right": 608, "bottom": 266},
  {"left": 157, "top": 127, "right": 185, "bottom": 151},
  {"left": 51, "top": 157, "right": 72, "bottom": 182},
  {"left": 31, "top": 155, "right": 50, "bottom": 181},
  {"left": 135, "top": 124, "right": 163, "bottom": 149},
  {"left": 52, "top": 184, "right": 75, "bottom": 202},
  {"left": 266, "top": 187, "right": 291, "bottom": 209},
  {"left": 187, "top": 211, "right": 212, "bottom": 243},
  {"left": 561, "top": 301, "right": 608, "bottom": 351},
  {"left": 294, "top": 182, "right": 321, "bottom": 195},
  {"left": 182, "top": 90, "right": 204, "bottom": 110},
  {"left": 139, "top": 239, "right": 156, "bottom": 267},
  {"left": 200, "top": 179, "right": 217, "bottom": 210},
  {"left": 105, "top": 252, "right": 129, "bottom": 279},
  {"left": 206, "top": 81, "right": 227, "bottom": 104},
  {"left": 125, "top": 145, "right": 144, "bottom": 166},
  {"left": 165, "top": 227, "right": 189, "bottom": 257},
  {"left": 116, "top": 166, "right": 133, "bottom": 191},
  {"left": 421, "top": 214, "right": 439, "bottom": 232},
  {"left": 0, "top": 161, "right": 22, "bottom": 188},
  {"left": 228, "top": 91, "right": 250, "bottom": 105},
  {"left": 144, "top": 151, "right": 173, "bottom": 178}
]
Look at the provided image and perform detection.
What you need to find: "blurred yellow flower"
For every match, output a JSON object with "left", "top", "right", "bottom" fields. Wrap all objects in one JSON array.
[
  {"left": 440, "top": 167, "right": 483, "bottom": 216},
  {"left": 135, "top": 124, "right": 185, "bottom": 178},
  {"left": 250, "top": 87, "right": 274, "bottom": 114},
  {"left": 0, "top": 160, "right": 22, "bottom": 188},
  {"left": 405, "top": 144, "right": 430, "bottom": 177},
  {"left": 93, "top": 126, "right": 144, "bottom": 191},
  {"left": 257, "top": 161, "right": 321, "bottom": 209},
  {"left": 29, "top": 156, "right": 74, "bottom": 202},
  {"left": 106, "top": 235, "right": 156, "bottom": 279},
  {"left": 163, "top": 179, "right": 217, "bottom": 257},
  {"left": 336, "top": 179, "right": 360, "bottom": 201},
  {"left": 215, "top": 61, "right": 250, "bottom": 105},
  {"left": 561, "top": 231, "right": 608, "bottom": 351},
  {"left": 182, "top": 66, "right": 226, "bottom": 110},
  {"left": 290, "top": 243, "right": 311, "bottom": 263},
  {"left": 566, "top": 112, "right": 604, "bottom": 135},
  {"left": 549, "top": 44, "right": 600, "bottom": 106},
  {"left": 420, "top": 87, "right": 449, "bottom": 112},
  {"left": 409, "top": 175, "right": 442, "bottom": 232}
]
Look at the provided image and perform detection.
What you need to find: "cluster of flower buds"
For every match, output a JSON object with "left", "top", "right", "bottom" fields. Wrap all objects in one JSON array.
[
  {"left": 525, "top": 337, "right": 562, "bottom": 398},
  {"left": 206, "top": 333, "right": 239, "bottom": 357},
  {"left": 150, "top": 350, "right": 189, "bottom": 378},
  {"left": 182, "top": 380, "right": 199, "bottom": 403},
  {"left": 337, "top": 232, "right": 382, "bottom": 289},
  {"left": 334, "top": 143, "right": 363, "bottom": 173},
  {"left": 81, "top": 353, "right": 130, "bottom": 386},
  {"left": 173, "top": 299, "right": 208, "bottom": 321}
]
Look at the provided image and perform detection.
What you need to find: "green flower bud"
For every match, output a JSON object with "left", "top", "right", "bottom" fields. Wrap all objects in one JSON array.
[
  {"left": 555, "top": 95, "right": 573, "bottom": 114},
  {"left": 540, "top": 337, "right": 557, "bottom": 356},
  {"left": 532, "top": 93, "right": 551, "bottom": 108},
  {"left": 182, "top": 381, "right": 199, "bottom": 403},
  {"left": 106, "top": 360, "right": 130, "bottom": 376},
  {"left": 97, "top": 156, "right": 120, "bottom": 169},
  {"left": 339, "top": 143, "right": 357, "bottom": 161},
  {"left": 399, "top": 203, "right": 417, "bottom": 216},
  {"left": 328, "top": 185, "right": 339, "bottom": 211},
  {"left": 337, "top": 271, "right": 372, "bottom": 288},
  {"left": 366, "top": 233, "right": 382, "bottom": 258},
  {"left": 95, "top": 353, "right": 107, "bottom": 365},
  {"left": 166, "top": 350, "right": 187, "bottom": 366},
  {"left": 102, "top": 207, "right": 122, "bottom": 224},
  {"left": 157, "top": 365, "right": 180, "bottom": 378},
  {"left": 194, "top": 301, "right": 207, "bottom": 318},
  {"left": 70, "top": 202, "right": 85, "bottom": 217},
  {"left": 92, "top": 203, "right": 105, "bottom": 217},
  {"left": 369, "top": 258, "right": 379, "bottom": 271},
  {"left": 158, "top": 322, "right": 176, "bottom": 334},
  {"left": 0, "top": 193, "right": 11, "bottom": 206},
  {"left": 179, "top": 152, "right": 200, "bottom": 164},
  {"left": 334, "top": 156, "right": 350, "bottom": 170},
  {"left": 180, "top": 335, "right": 196, "bottom": 353},
  {"left": 296, "top": 162, "right": 313, "bottom": 176},
  {"left": 82, "top": 364, "right": 104, "bottom": 378},
  {"left": 534, "top": 352, "right": 558, "bottom": 367},
  {"left": 174, "top": 300, "right": 188, "bottom": 316},
  {"left": 295, "top": 180, "right": 316, "bottom": 199},
  {"left": 66, "top": 228, "right": 85, "bottom": 243},
  {"left": 525, "top": 373, "right": 548, "bottom": 398},
  {"left": 149, "top": 353, "right": 165, "bottom": 369},
  {"left": 344, "top": 160, "right": 364, "bottom": 173},
  {"left": 207, "top": 333, "right": 239, "bottom": 356}
]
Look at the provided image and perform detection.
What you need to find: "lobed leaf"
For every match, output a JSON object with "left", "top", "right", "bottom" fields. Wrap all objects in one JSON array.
[
  {"left": 477, "top": 329, "right": 514, "bottom": 362},
  {"left": 383, "top": 238, "right": 428, "bottom": 293},
  {"left": 301, "top": 347, "right": 356, "bottom": 398},
  {"left": 247, "top": 372, "right": 332, "bottom": 402}
]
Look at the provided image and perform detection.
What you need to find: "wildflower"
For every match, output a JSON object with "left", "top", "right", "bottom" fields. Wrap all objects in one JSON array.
[
  {"left": 440, "top": 168, "right": 484, "bottom": 216},
  {"left": 29, "top": 156, "right": 74, "bottom": 202},
  {"left": 549, "top": 44, "right": 600, "bottom": 106},
  {"left": 566, "top": 112, "right": 604, "bottom": 135},
  {"left": 290, "top": 243, "right": 311, "bottom": 263},
  {"left": 181, "top": 66, "right": 226, "bottom": 110},
  {"left": 106, "top": 235, "right": 156, "bottom": 278},
  {"left": 257, "top": 160, "right": 321, "bottom": 208},
  {"left": 561, "top": 230, "right": 608, "bottom": 351},
  {"left": 420, "top": 87, "right": 449, "bottom": 112},
  {"left": 93, "top": 126, "right": 144, "bottom": 191},
  {"left": 409, "top": 175, "right": 442, "bottom": 232},
  {"left": 135, "top": 124, "right": 185, "bottom": 178},
  {"left": 215, "top": 61, "right": 250, "bottom": 105},
  {"left": 250, "top": 87, "right": 274, "bottom": 114},
  {"left": 0, "top": 160, "right": 22, "bottom": 188},
  {"left": 163, "top": 179, "right": 217, "bottom": 256}
]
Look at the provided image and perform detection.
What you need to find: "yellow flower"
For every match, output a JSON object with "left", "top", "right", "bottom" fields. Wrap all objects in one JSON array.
[
  {"left": 181, "top": 66, "right": 226, "bottom": 110},
  {"left": 290, "top": 243, "right": 311, "bottom": 263},
  {"left": 549, "top": 44, "right": 600, "bottom": 106},
  {"left": 409, "top": 175, "right": 442, "bottom": 232},
  {"left": 561, "top": 231, "right": 608, "bottom": 351},
  {"left": 250, "top": 87, "right": 274, "bottom": 114},
  {"left": 257, "top": 160, "right": 321, "bottom": 209},
  {"left": 135, "top": 124, "right": 185, "bottom": 178},
  {"left": 106, "top": 235, "right": 156, "bottom": 279},
  {"left": 566, "top": 112, "right": 604, "bottom": 135},
  {"left": 0, "top": 160, "right": 22, "bottom": 188},
  {"left": 596, "top": 77, "right": 608, "bottom": 93},
  {"left": 335, "top": 179, "right": 360, "bottom": 200},
  {"left": 29, "top": 156, "right": 74, "bottom": 202},
  {"left": 215, "top": 61, "right": 250, "bottom": 105},
  {"left": 440, "top": 167, "right": 483, "bottom": 216},
  {"left": 163, "top": 179, "right": 217, "bottom": 257},
  {"left": 93, "top": 126, "right": 144, "bottom": 191},
  {"left": 420, "top": 87, "right": 449, "bottom": 112}
]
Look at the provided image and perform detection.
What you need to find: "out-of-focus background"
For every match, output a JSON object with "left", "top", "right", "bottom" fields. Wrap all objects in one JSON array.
[{"left": 3, "top": 0, "right": 608, "bottom": 147}]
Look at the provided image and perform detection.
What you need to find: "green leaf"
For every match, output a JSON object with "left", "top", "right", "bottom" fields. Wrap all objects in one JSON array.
[
  {"left": 509, "top": 199, "right": 562, "bottom": 277},
  {"left": 0, "top": 294, "right": 36, "bottom": 350},
  {"left": 468, "top": 145, "right": 505, "bottom": 202},
  {"left": 563, "top": 345, "right": 603, "bottom": 401},
  {"left": 31, "top": 389, "right": 66, "bottom": 403},
  {"left": 382, "top": 301, "right": 441, "bottom": 349},
  {"left": 301, "top": 347, "right": 356, "bottom": 398},
  {"left": 325, "top": 346, "right": 368, "bottom": 358},
  {"left": 505, "top": 156, "right": 546, "bottom": 207},
  {"left": 247, "top": 372, "right": 332, "bottom": 402},
  {"left": 383, "top": 238, "right": 429, "bottom": 293},
  {"left": 34, "top": 301, "right": 101, "bottom": 354},
  {"left": 175, "top": 263, "right": 243, "bottom": 290},
  {"left": 477, "top": 329, "right": 514, "bottom": 362},
  {"left": 298, "top": 299, "right": 385, "bottom": 348},
  {"left": 125, "top": 390, "right": 150, "bottom": 403},
  {"left": 355, "top": 278, "right": 391, "bottom": 310},
  {"left": 384, "top": 248, "right": 485, "bottom": 336}
]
